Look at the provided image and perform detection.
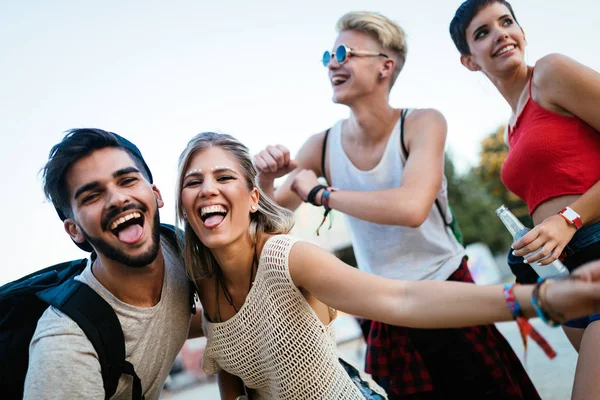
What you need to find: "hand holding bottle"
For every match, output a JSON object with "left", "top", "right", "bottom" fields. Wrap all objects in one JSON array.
[
  {"left": 512, "top": 214, "right": 578, "bottom": 266},
  {"left": 496, "top": 205, "right": 569, "bottom": 278}
]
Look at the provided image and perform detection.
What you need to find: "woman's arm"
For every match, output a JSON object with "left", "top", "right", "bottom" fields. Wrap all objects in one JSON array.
[
  {"left": 289, "top": 241, "right": 600, "bottom": 328},
  {"left": 512, "top": 54, "right": 600, "bottom": 264},
  {"left": 290, "top": 109, "right": 447, "bottom": 227},
  {"left": 217, "top": 370, "right": 246, "bottom": 400}
]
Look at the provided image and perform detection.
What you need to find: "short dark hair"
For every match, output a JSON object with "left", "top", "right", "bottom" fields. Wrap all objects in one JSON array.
[
  {"left": 449, "top": 0, "right": 519, "bottom": 55},
  {"left": 42, "top": 128, "right": 153, "bottom": 221}
]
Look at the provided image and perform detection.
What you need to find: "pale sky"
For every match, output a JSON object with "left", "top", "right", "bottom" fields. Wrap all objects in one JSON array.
[{"left": 1, "top": 0, "right": 599, "bottom": 284}]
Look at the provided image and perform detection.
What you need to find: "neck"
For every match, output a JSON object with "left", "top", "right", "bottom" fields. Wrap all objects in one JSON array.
[
  {"left": 91, "top": 248, "right": 165, "bottom": 307},
  {"left": 487, "top": 63, "right": 531, "bottom": 113},
  {"left": 347, "top": 93, "right": 398, "bottom": 142},
  {"left": 211, "top": 234, "right": 256, "bottom": 291}
]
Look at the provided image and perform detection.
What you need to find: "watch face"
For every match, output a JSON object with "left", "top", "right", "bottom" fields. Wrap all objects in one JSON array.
[{"left": 561, "top": 207, "right": 582, "bottom": 228}]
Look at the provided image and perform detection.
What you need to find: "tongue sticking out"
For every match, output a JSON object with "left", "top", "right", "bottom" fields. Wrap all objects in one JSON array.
[
  {"left": 117, "top": 224, "right": 144, "bottom": 244},
  {"left": 203, "top": 214, "right": 225, "bottom": 229}
]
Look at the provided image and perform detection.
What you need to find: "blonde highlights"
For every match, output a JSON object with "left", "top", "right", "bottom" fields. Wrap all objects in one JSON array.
[
  {"left": 175, "top": 132, "right": 295, "bottom": 283},
  {"left": 336, "top": 11, "right": 407, "bottom": 87}
]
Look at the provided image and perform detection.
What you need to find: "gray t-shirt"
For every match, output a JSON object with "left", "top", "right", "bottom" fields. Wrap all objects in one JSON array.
[{"left": 24, "top": 237, "right": 192, "bottom": 400}]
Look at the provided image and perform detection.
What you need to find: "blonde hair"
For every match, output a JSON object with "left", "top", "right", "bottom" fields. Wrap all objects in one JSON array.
[
  {"left": 336, "top": 11, "right": 407, "bottom": 87},
  {"left": 175, "top": 132, "right": 295, "bottom": 282}
]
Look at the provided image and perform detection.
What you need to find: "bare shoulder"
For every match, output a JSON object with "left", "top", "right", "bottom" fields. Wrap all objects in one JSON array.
[
  {"left": 299, "top": 130, "right": 329, "bottom": 155},
  {"left": 533, "top": 53, "right": 591, "bottom": 109},
  {"left": 405, "top": 108, "right": 447, "bottom": 131},
  {"left": 295, "top": 129, "right": 333, "bottom": 171},
  {"left": 288, "top": 240, "right": 328, "bottom": 281},
  {"left": 534, "top": 53, "right": 574, "bottom": 78},
  {"left": 403, "top": 108, "right": 448, "bottom": 152},
  {"left": 533, "top": 53, "right": 580, "bottom": 89}
]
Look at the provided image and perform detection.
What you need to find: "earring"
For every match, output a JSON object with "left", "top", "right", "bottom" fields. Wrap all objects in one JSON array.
[
  {"left": 378, "top": 72, "right": 382, "bottom": 78},
  {"left": 251, "top": 205, "right": 257, "bottom": 211}
]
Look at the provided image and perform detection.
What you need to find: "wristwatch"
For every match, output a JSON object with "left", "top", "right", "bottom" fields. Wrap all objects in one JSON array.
[{"left": 558, "top": 206, "right": 583, "bottom": 229}]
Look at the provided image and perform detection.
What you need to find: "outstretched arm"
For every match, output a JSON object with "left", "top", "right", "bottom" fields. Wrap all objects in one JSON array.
[
  {"left": 513, "top": 54, "right": 600, "bottom": 264},
  {"left": 290, "top": 109, "right": 447, "bottom": 227},
  {"left": 289, "top": 241, "right": 600, "bottom": 328}
]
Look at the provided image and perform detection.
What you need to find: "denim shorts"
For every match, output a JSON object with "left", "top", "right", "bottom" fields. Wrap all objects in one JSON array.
[
  {"left": 339, "top": 358, "right": 386, "bottom": 399},
  {"left": 507, "top": 222, "right": 600, "bottom": 328}
]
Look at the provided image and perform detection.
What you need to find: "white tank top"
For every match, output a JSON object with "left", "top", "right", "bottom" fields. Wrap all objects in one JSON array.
[{"left": 327, "top": 111, "right": 465, "bottom": 281}]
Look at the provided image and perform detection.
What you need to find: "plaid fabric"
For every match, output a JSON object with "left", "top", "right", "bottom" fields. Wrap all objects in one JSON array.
[{"left": 361, "top": 258, "right": 540, "bottom": 399}]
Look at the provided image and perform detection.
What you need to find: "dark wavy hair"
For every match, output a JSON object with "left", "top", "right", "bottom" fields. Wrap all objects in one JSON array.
[{"left": 42, "top": 128, "right": 152, "bottom": 221}]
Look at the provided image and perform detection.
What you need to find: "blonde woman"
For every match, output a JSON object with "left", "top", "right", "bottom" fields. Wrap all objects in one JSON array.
[{"left": 177, "top": 131, "right": 600, "bottom": 400}]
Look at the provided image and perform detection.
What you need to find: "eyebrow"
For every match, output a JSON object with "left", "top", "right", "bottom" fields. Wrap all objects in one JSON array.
[
  {"left": 473, "top": 14, "right": 511, "bottom": 38},
  {"left": 73, "top": 167, "right": 141, "bottom": 199},
  {"left": 184, "top": 167, "right": 238, "bottom": 179}
]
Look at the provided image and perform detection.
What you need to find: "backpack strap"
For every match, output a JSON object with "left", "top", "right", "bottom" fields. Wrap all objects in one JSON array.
[
  {"left": 321, "top": 129, "right": 331, "bottom": 183},
  {"left": 159, "top": 223, "right": 180, "bottom": 248},
  {"left": 37, "top": 279, "right": 144, "bottom": 400},
  {"left": 400, "top": 108, "right": 409, "bottom": 159},
  {"left": 159, "top": 223, "right": 198, "bottom": 315},
  {"left": 399, "top": 108, "right": 452, "bottom": 228}
]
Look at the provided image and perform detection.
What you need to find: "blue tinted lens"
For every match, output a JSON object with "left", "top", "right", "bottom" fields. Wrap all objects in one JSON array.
[
  {"left": 322, "top": 51, "right": 331, "bottom": 67},
  {"left": 335, "top": 45, "right": 347, "bottom": 63}
]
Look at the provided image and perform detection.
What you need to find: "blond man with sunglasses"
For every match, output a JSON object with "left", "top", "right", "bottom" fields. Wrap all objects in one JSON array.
[{"left": 254, "top": 11, "right": 539, "bottom": 399}]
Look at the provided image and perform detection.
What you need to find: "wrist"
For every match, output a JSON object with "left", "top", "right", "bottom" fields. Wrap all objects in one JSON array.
[
  {"left": 307, "top": 184, "right": 326, "bottom": 206},
  {"left": 321, "top": 187, "right": 338, "bottom": 209},
  {"left": 257, "top": 176, "right": 275, "bottom": 192},
  {"left": 558, "top": 206, "right": 583, "bottom": 229},
  {"left": 512, "top": 284, "right": 535, "bottom": 318}
]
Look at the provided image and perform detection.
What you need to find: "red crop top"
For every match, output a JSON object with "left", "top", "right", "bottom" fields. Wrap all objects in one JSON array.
[{"left": 501, "top": 69, "right": 600, "bottom": 214}]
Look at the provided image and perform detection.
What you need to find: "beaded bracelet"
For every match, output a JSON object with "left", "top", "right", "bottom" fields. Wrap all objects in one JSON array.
[
  {"left": 316, "top": 187, "right": 337, "bottom": 236},
  {"left": 503, "top": 283, "right": 556, "bottom": 364},
  {"left": 307, "top": 184, "right": 326, "bottom": 206},
  {"left": 531, "top": 278, "right": 563, "bottom": 327}
]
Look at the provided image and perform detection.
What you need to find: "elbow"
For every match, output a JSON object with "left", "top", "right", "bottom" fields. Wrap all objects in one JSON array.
[
  {"left": 401, "top": 203, "right": 429, "bottom": 228},
  {"left": 405, "top": 214, "right": 427, "bottom": 228},
  {"left": 389, "top": 210, "right": 427, "bottom": 228}
]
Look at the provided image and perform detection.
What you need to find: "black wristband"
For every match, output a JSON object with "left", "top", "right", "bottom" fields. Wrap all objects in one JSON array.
[{"left": 307, "top": 185, "right": 326, "bottom": 206}]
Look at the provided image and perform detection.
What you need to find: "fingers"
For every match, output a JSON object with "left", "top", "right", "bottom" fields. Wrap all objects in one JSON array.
[
  {"left": 525, "top": 241, "right": 558, "bottom": 264},
  {"left": 274, "top": 144, "right": 290, "bottom": 167},
  {"left": 537, "top": 246, "right": 563, "bottom": 266},
  {"left": 572, "top": 261, "right": 600, "bottom": 282},
  {"left": 253, "top": 145, "right": 293, "bottom": 174},
  {"left": 512, "top": 229, "right": 538, "bottom": 252},
  {"left": 286, "top": 159, "right": 299, "bottom": 174}
]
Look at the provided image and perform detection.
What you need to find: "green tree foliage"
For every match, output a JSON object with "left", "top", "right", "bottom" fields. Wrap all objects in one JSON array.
[{"left": 446, "top": 125, "right": 531, "bottom": 253}]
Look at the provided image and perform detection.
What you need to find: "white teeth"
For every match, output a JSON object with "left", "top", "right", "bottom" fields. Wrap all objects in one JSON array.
[
  {"left": 331, "top": 76, "right": 348, "bottom": 84},
  {"left": 200, "top": 205, "right": 227, "bottom": 216},
  {"left": 110, "top": 212, "right": 142, "bottom": 230},
  {"left": 495, "top": 45, "right": 515, "bottom": 56}
]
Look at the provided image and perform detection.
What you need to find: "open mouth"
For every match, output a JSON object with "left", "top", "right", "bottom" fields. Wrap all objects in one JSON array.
[
  {"left": 493, "top": 44, "right": 516, "bottom": 57},
  {"left": 200, "top": 205, "right": 228, "bottom": 229},
  {"left": 331, "top": 75, "right": 349, "bottom": 86},
  {"left": 109, "top": 211, "right": 145, "bottom": 244}
]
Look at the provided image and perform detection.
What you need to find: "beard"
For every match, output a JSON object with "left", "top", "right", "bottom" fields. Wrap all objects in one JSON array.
[{"left": 80, "top": 204, "right": 161, "bottom": 268}]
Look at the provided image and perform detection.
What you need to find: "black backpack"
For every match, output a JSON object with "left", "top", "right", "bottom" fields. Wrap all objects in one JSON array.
[{"left": 0, "top": 223, "right": 195, "bottom": 400}]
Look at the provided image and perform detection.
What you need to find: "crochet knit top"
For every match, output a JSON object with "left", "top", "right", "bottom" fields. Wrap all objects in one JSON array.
[{"left": 201, "top": 234, "right": 384, "bottom": 399}]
